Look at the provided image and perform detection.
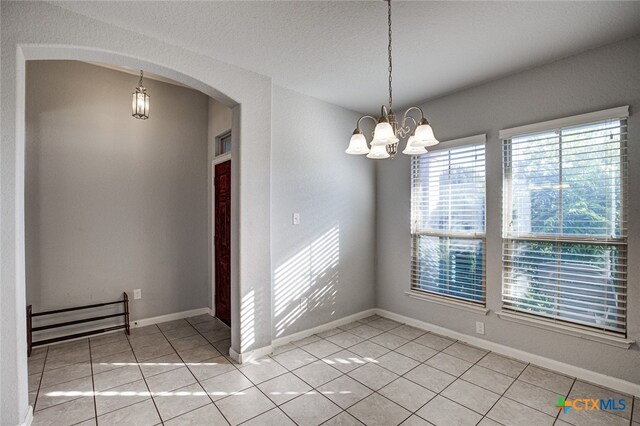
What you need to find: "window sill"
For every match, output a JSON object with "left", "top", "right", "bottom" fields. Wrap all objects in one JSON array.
[
  {"left": 496, "top": 310, "right": 634, "bottom": 349},
  {"left": 405, "top": 291, "right": 490, "bottom": 315}
]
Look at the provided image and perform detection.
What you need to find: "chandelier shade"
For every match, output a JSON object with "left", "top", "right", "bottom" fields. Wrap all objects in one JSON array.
[
  {"left": 402, "top": 136, "right": 428, "bottom": 155},
  {"left": 345, "top": 132, "right": 370, "bottom": 155},
  {"left": 346, "top": 0, "right": 438, "bottom": 159},
  {"left": 412, "top": 123, "right": 439, "bottom": 147},
  {"left": 373, "top": 122, "right": 399, "bottom": 145},
  {"left": 370, "top": 138, "right": 388, "bottom": 147},
  {"left": 367, "top": 144, "right": 391, "bottom": 159}
]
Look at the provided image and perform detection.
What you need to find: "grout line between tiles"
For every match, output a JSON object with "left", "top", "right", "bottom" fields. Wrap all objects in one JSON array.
[
  {"left": 476, "top": 356, "right": 531, "bottom": 426},
  {"left": 262, "top": 345, "right": 346, "bottom": 424},
  {"left": 554, "top": 378, "right": 577, "bottom": 425},
  {"left": 31, "top": 345, "right": 49, "bottom": 412},
  {"left": 33, "top": 342, "right": 97, "bottom": 415},
  {"left": 192, "top": 318, "right": 298, "bottom": 425},
  {"left": 87, "top": 339, "right": 98, "bottom": 423},
  {"left": 280, "top": 320, "right": 421, "bottom": 424},
  {"left": 126, "top": 327, "right": 166, "bottom": 425},
  {"left": 168, "top": 318, "right": 237, "bottom": 426},
  {"left": 140, "top": 320, "right": 237, "bottom": 426}
]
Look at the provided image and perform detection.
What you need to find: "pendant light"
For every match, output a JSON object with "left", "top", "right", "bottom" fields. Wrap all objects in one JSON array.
[
  {"left": 346, "top": 0, "right": 439, "bottom": 159},
  {"left": 132, "top": 70, "right": 150, "bottom": 120}
]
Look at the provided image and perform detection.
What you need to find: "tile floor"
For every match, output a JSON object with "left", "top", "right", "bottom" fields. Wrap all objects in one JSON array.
[{"left": 28, "top": 314, "right": 638, "bottom": 426}]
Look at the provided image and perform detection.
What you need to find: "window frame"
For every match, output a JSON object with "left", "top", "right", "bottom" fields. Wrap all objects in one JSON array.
[
  {"left": 410, "top": 134, "right": 488, "bottom": 307},
  {"left": 500, "top": 107, "right": 629, "bottom": 338},
  {"left": 215, "top": 129, "right": 232, "bottom": 157}
]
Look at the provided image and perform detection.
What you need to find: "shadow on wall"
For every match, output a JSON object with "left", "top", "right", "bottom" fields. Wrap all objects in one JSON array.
[{"left": 274, "top": 225, "right": 340, "bottom": 338}]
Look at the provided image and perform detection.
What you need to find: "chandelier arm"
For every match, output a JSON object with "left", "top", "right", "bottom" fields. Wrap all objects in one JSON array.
[
  {"left": 395, "top": 116, "right": 416, "bottom": 138},
  {"left": 402, "top": 116, "right": 418, "bottom": 135},
  {"left": 357, "top": 115, "right": 378, "bottom": 131},
  {"left": 399, "top": 106, "right": 425, "bottom": 129}
]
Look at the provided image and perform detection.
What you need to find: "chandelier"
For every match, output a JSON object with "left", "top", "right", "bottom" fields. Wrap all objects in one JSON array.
[
  {"left": 132, "top": 70, "right": 150, "bottom": 120},
  {"left": 346, "top": 0, "right": 439, "bottom": 159}
]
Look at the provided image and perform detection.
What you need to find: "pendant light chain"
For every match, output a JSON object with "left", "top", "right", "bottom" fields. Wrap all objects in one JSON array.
[
  {"left": 139, "top": 70, "right": 144, "bottom": 88},
  {"left": 387, "top": 0, "right": 393, "bottom": 110}
]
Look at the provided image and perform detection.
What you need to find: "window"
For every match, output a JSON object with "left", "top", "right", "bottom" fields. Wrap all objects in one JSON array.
[
  {"left": 411, "top": 136, "right": 486, "bottom": 305},
  {"left": 502, "top": 111, "right": 628, "bottom": 336},
  {"left": 216, "top": 130, "right": 232, "bottom": 156}
]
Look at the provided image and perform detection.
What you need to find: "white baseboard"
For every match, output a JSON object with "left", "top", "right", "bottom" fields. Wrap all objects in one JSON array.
[
  {"left": 132, "top": 307, "right": 212, "bottom": 328},
  {"left": 229, "top": 308, "right": 377, "bottom": 364},
  {"left": 228, "top": 347, "right": 241, "bottom": 362},
  {"left": 17, "top": 406, "right": 33, "bottom": 426},
  {"left": 229, "top": 345, "right": 274, "bottom": 364},
  {"left": 374, "top": 308, "right": 640, "bottom": 397},
  {"left": 272, "top": 308, "right": 377, "bottom": 348}
]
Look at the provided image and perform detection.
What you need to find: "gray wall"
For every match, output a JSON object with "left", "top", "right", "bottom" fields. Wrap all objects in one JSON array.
[
  {"left": 25, "top": 61, "right": 210, "bottom": 326},
  {"left": 271, "top": 85, "right": 376, "bottom": 339},
  {"left": 376, "top": 36, "right": 640, "bottom": 384}
]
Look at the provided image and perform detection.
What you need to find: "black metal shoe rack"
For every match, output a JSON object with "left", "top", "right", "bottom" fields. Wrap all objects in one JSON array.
[{"left": 27, "top": 292, "right": 130, "bottom": 356}]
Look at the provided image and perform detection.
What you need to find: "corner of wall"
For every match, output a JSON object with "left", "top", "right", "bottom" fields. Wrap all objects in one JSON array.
[{"left": 373, "top": 157, "right": 381, "bottom": 309}]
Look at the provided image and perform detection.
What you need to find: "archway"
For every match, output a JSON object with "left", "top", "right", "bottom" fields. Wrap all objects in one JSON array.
[{"left": 2, "top": 4, "right": 273, "bottom": 423}]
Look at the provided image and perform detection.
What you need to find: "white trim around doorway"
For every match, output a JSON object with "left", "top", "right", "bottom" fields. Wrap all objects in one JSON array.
[{"left": 212, "top": 152, "right": 231, "bottom": 165}]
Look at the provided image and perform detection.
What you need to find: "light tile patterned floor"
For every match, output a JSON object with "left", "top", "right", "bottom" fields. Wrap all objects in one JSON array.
[{"left": 28, "top": 314, "right": 638, "bottom": 425}]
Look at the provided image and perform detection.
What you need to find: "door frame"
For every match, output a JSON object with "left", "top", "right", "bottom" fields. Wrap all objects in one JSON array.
[{"left": 211, "top": 151, "right": 232, "bottom": 319}]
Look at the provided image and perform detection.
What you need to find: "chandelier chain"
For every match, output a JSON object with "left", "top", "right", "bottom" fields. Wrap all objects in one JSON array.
[
  {"left": 139, "top": 70, "right": 144, "bottom": 88},
  {"left": 387, "top": 0, "right": 393, "bottom": 110}
]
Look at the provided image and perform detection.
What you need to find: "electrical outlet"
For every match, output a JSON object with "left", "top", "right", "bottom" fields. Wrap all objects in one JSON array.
[
  {"left": 475, "top": 321, "right": 485, "bottom": 335},
  {"left": 292, "top": 213, "right": 300, "bottom": 225},
  {"left": 133, "top": 289, "right": 142, "bottom": 300},
  {"left": 299, "top": 297, "right": 308, "bottom": 309}
]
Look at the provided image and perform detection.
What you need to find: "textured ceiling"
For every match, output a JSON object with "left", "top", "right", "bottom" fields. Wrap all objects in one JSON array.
[{"left": 53, "top": 1, "right": 640, "bottom": 114}]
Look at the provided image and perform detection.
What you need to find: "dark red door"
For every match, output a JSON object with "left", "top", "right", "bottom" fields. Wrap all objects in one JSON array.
[{"left": 214, "top": 161, "right": 231, "bottom": 326}]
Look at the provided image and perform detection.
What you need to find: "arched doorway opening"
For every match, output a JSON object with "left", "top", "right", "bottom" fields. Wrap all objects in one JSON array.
[{"left": 2, "top": 33, "right": 273, "bottom": 424}]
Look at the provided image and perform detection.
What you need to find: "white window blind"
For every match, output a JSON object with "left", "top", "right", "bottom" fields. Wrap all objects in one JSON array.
[
  {"left": 411, "top": 141, "right": 486, "bottom": 304},
  {"left": 502, "top": 115, "right": 628, "bottom": 336}
]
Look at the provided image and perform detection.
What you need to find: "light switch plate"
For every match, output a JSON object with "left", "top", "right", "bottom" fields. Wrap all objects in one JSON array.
[
  {"left": 133, "top": 289, "right": 142, "bottom": 300},
  {"left": 293, "top": 213, "right": 300, "bottom": 225}
]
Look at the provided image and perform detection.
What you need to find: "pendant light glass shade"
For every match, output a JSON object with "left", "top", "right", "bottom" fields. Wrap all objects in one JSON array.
[
  {"left": 132, "top": 91, "right": 149, "bottom": 119},
  {"left": 366, "top": 144, "right": 390, "bottom": 159},
  {"left": 132, "top": 70, "right": 150, "bottom": 120},
  {"left": 413, "top": 124, "right": 439, "bottom": 147},
  {"left": 402, "top": 136, "right": 427, "bottom": 155},
  {"left": 373, "top": 122, "right": 399, "bottom": 144},
  {"left": 345, "top": 133, "right": 370, "bottom": 155}
]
